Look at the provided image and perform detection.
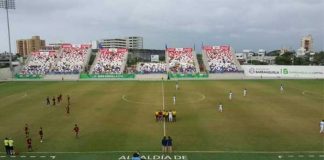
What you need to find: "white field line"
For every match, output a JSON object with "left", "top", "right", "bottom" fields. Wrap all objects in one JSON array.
[
  {"left": 121, "top": 92, "right": 205, "bottom": 105},
  {"left": 162, "top": 80, "right": 166, "bottom": 137},
  {"left": 8, "top": 151, "right": 324, "bottom": 154}
]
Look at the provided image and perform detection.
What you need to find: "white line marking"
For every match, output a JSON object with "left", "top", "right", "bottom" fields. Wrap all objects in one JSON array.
[
  {"left": 40, "top": 156, "right": 46, "bottom": 158},
  {"left": 288, "top": 155, "right": 294, "bottom": 158},
  {"left": 10, "top": 156, "right": 16, "bottom": 158},
  {"left": 121, "top": 92, "right": 205, "bottom": 105},
  {"left": 162, "top": 80, "right": 166, "bottom": 136},
  {"left": 298, "top": 155, "right": 304, "bottom": 157},
  {"left": 319, "top": 155, "right": 324, "bottom": 157},
  {"left": 50, "top": 155, "right": 56, "bottom": 159},
  {"left": 308, "top": 155, "right": 315, "bottom": 158},
  {"left": 21, "top": 155, "right": 27, "bottom": 158},
  {"left": 30, "top": 155, "right": 36, "bottom": 158},
  {"left": 0, "top": 156, "right": 6, "bottom": 158}
]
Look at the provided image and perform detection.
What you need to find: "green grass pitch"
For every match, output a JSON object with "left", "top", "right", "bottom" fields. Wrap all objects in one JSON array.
[{"left": 0, "top": 80, "right": 323, "bottom": 160}]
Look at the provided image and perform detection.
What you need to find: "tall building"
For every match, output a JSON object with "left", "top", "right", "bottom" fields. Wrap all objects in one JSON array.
[
  {"left": 100, "top": 36, "right": 143, "bottom": 49},
  {"left": 16, "top": 36, "right": 46, "bottom": 57},
  {"left": 301, "top": 35, "right": 313, "bottom": 52},
  {"left": 126, "top": 36, "right": 143, "bottom": 49}
]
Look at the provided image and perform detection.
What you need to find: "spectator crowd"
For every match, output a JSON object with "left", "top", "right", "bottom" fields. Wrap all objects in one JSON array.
[
  {"left": 167, "top": 48, "right": 197, "bottom": 74},
  {"left": 20, "top": 51, "right": 57, "bottom": 75},
  {"left": 137, "top": 62, "right": 167, "bottom": 74},
  {"left": 205, "top": 46, "right": 239, "bottom": 73},
  {"left": 92, "top": 48, "right": 128, "bottom": 74}
]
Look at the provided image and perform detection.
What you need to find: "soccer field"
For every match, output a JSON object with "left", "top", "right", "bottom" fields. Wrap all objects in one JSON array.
[{"left": 0, "top": 80, "right": 323, "bottom": 160}]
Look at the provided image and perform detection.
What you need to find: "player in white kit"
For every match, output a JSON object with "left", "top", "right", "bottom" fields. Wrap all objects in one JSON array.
[
  {"left": 229, "top": 91, "right": 233, "bottom": 100},
  {"left": 280, "top": 84, "right": 284, "bottom": 93},
  {"left": 168, "top": 111, "right": 173, "bottom": 122},
  {"left": 320, "top": 120, "right": 324, "bottom": 133},
  {"left": 173, "top": 96, "right": 176, "bottom": 105},
  {"left": 243, "top": 88, "right": 247, "bottom": 97},
  {"left": 218, "top": 103, "right": 223, "bottom": 112},
  {"left": 175, "top": 81, "right": 179, "bottom": 90}
]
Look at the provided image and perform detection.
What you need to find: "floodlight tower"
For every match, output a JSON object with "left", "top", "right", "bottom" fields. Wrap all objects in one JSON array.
[{"left": 0, "top": 0, "right": 15, "bottom": 76}]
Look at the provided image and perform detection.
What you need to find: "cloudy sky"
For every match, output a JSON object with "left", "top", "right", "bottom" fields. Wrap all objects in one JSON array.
[{"left": 0, "top": 0, "right": 323, "bottom": 53}]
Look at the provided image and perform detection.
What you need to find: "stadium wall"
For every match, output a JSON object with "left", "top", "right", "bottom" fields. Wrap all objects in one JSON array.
[{"left": 242, "top": 65, "right": 324, "bottom": 79}]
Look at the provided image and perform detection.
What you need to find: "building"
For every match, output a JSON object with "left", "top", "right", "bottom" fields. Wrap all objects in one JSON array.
[
  {"left": 100, "top": 36, "right": 143, "bottom": 49},
  {"left": 301, "top": 34, "right": 313, "bottom": 52},
  {"left": 296, "top": 47, "right": 306, "bottom": 57},
  {"left": 126, "top": 37, "right": 143, "bottom": 49},
  {"left": 16, "top": 36, "right": 46, "bottom": 57}
]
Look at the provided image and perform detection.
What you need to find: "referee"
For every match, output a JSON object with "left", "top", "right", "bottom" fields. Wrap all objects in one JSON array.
[{"left": 4, "top": 137, "right": 9, "bottom": 155}]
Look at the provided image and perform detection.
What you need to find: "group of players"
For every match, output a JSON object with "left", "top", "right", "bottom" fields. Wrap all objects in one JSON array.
[
  {"left": 2, "top": 94, "right": 80, "bottom": 154},
  {"left": 218, "top": 84, "right": 284, "bottom": 112},
  {"left": 23, "top": 124, "right": 43, "bottom": 152},
  {"left": 46, "top": 94, "right": 71, "bottom": 114},
  {"left": 155, "top": 110, "right": 177, "bottom": 122}
]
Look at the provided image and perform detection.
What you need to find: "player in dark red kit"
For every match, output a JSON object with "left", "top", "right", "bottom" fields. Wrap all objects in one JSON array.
[
  {"left": 67, "top": 95, "right": 71, "bottom": 105},
  {"left": 24, "top": 124, "right": 29, "bottom": 138},
  {"left": 73, "top": 124, "right": 79, "bottom": 138},
  {"left": 52, "top": 96, "right": 56, "bottom": 106},
  {"left": 27, "top": 137, "right": 32, "bottom": 152},
  {"left": 66, "top": 103, "right": 70, "bottom": 114},
  {"left": 46, "top": 96, "right": 50, "bottom": 105},
  {"left": 58, "top": 94, "right": 62, "bottom": 103},
  {"left": 39, "top": 127, "right": 44, "bottom": 143}
]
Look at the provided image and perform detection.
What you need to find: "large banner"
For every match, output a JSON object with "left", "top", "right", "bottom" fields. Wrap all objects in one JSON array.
[
  {"left": 243, "top": 65, "right": 324, "bottom": 78},
  {"left": 80, "top": 74, "right": 135, "bottom": 79},
  {"left": 151, "top": 55, "right": 159, "bottom": 62},
  {"left": 15, "top": 74, "right": 43, "bottom": 79},
  {"left": 100, "top": 48, "right": 128, "bottom": 54},
  {"left": 168, "top": 73, "right": 209, "bottom": 79}
]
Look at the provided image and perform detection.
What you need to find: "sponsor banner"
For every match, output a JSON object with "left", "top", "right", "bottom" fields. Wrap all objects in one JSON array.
[
  {"left": 243, "top": 65, "right": 324, "bottom": 78},
  {"left": 151, "top": 55, "right": 159, "bottom": 62},
  {"left": 167, "top": 48, "right": 193, "bottom": 52},
  {"left": 80, "top": 74, "right": 135, "bottom": 79},
  {"left": 118, "top": 154, "right": 186, "bottom": 160},
  {"left": 203, "top": 45, "right": 230, "bottom": 52},
  {"left": 80, "top": 44, "right": 91, "bottom": 49},
  {"left": 168, "top": 73, "right": 209, "bottom": 79},
  {"left": 100, "top": 48, "right": 128, "bottom": 54},
  {"left": 15, "top": 74, "right": 43, "bottom": 79},
  {"left": 61, "top": 44, "right": 72, "bottom": 48}
]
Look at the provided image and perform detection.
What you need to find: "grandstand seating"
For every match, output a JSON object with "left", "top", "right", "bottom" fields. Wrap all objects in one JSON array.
[
  {"left": 203, "top": 46, "right": 239, "bottom": 73},
  {"left": 137, "top": 62, "right": 167, "bottom": 74},
  {"left": 167, "top": 48, "right": 197, "bottom": 73},
  {"left": 20, "top": 51, "right": 57, "bottom": 75},
  {"left": 50, "top": 44, "right": 90, "bottom": 74},
  {"left": 91, "top": 48, "right": 128, "bottom": 74}
]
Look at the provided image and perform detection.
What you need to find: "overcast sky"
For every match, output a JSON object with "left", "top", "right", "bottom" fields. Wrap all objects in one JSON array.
[{"left": 0, "top": 0, "right": 323, "bottom": 53}]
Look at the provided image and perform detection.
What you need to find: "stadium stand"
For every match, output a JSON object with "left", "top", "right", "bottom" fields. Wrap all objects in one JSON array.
[
  {"left": 50, "top": 44, "right": 91, "bottom": 74},
  {"left": 91, "top": 48, "right": 128, "bottom": 74},
  {"left": 20, "top": 51, "right": 57, "bottom": 75},
  {"left": 137, "top": 62, "right": 167, "bottom": 74},
  {"left": 167, "top": 48, "right": 198, "bottom": 73},
  {"left": 203, "top": 45, "right": 241, "bottom": 73}
]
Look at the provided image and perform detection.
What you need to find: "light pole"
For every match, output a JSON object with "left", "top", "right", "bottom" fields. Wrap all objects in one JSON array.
[{"left": 0, "top": 0, "right": 15, "bottom": 77}]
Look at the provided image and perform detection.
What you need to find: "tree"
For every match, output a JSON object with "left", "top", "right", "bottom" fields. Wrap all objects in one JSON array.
[
  {"left": 274, "top": 51, "right": 295, "bottom": 65},
  {"left": 313, "top": 51, "right": 324, "bottom": 65}
]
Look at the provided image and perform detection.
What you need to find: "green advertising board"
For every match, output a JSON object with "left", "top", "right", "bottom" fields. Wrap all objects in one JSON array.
[
  {"left": 80, "top": 74, "right": 135, "bottom": 79},
  {"left": 15, "top": 74, "right": 43, "bottom": 79},
  {"left": 168, "top": 73, "right": 209, "bottom": 79}
]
